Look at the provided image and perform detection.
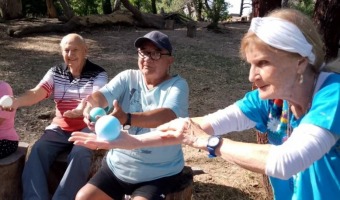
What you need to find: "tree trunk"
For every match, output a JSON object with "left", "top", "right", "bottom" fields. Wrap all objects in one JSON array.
[
  {"left": 58, "top": 0, "right": 74, "bottom": 21},
  {"left": 46, "top": 0, "right": 58, "bottom": 18},
  {"left": 282, "top": 0, "right": 289, "bottom": 7},
  {"left": 102, "top": 0, "right": 112, "bottom": 14},
  {"left": 252, "top": 0, "right": 281, "bottom": 17},
  {"left": 113, "top": 0, "right": 121, "bottom": 11},
  {"left": 240, "top": 0, "right": 244, "bottom": 16},
  {"left": 151, "top": 0, "right": 157, "bottom": 14},
  {"left": 120, "top": 0, "right": 164, "bottom": 28},
  {"left": 192, "top": 0, "right": 203, "bottom": 21},
  {"left": 313, "top": 0, "right": 340, "bottom": 61},
  {"left": 7, "top": 10, "right": 164, "bottom": 37},
  {"left": 120, "top": 0, "right": 144, "bottom": 22},
  {"left": 0, "top": 0, "right": 22, "bottom": 20},
  {"left": 186, "top": 3, "right": 192, "bottom": 17},
  {"left": 198, "top": 0, "right": 203, "bottom": 21}
]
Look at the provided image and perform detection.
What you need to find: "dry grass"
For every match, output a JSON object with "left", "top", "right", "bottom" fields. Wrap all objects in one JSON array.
[{"left": 0, "top": 20, "right": 268, "bottom": 199}]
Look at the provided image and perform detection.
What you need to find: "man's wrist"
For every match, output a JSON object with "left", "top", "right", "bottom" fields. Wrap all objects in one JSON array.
[{"left": 123, "top": 113, "right": 131, "bottom": 130}]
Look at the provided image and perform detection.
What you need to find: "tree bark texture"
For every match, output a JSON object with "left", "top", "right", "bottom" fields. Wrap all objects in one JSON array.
[
  {"left": 151, "top": 0, "right": 157, "bottom": 14},
  {"left": 113, "top": 0, "right": 121, "bottom": 11},
  {"left": 58, "top": 0, "right": 74, "bottom": 21},
  {"left": 7, "top": 10, "right": 164, "bottom": 37},
  {"left": 46, "top": 0, "right": 58, "bottom": 18},
  {"left": 313, "top": 0, "right": 340, "bottom": 61},
  {"left": 0, "top": 0, "right": 22, "bottom": 19},
  {"left": 0, "top": 142, "right": 29, "bottom": 200},
  {"left": 252, "top": 0, "right": 281, "bottom": 17}
]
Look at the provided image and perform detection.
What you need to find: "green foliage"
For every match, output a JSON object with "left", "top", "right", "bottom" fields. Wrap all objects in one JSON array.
[
  {"left": 205, "top": 0, "right": 229, "bottom": 26},
  {"left": 158, "top": 0, "right": 187, "bottom": 13},
  {"left": 130, "top": 0, "right": 154, "bottom": 13},
  {"left": 70, "top": 0, "right": 101, "bottom": 16},
  {"left": 291, "top": 0, "right": 315, "bottom": 17}
]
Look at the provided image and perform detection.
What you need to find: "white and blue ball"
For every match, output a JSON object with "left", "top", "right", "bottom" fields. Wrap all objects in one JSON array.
[
  {"left": 95, "top": 115, "right": 121, "bottom": 141},
  {"left": 89, "top": 107, "right": 106, "bottom": 122}
]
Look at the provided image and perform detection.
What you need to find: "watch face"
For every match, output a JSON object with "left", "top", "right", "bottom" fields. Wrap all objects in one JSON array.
[
  {"left": 208, "top": 136, "right": 220, "bottom": 147},
  {"left": 123, "top": 124, "right": 131, "bottom": 130}
]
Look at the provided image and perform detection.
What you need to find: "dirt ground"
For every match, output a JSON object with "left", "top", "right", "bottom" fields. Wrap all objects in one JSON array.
[{"left": 0, "top": 20, "right": 269, "bottom": 199}]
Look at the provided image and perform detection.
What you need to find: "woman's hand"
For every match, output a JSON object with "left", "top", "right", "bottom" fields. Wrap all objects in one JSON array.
[{"left": 157, "top": 118, "right": 209, "bottom": 149}]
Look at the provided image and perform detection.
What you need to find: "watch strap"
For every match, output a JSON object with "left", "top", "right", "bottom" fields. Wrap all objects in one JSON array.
[
  {"left": 207, "top": 146, "right": 217, "bottom": 158},
  {"left": 123, "top": 113, "right": 131, "bottom": 129}
]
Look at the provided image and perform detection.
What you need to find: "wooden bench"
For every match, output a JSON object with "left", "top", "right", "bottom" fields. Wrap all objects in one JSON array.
[{"left": 0, "top": 142, "right": 29, "bottom": 200}]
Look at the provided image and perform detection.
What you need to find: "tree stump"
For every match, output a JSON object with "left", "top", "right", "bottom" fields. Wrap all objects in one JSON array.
[
  {"left": 186, "top": 21, "right": 197, "bottom": 38},
  {"left": 48, "top": 149, "right": 107, "bottom": 194},
  {"left": 0, "top": 142, "right": 29, "bottom": 200}
]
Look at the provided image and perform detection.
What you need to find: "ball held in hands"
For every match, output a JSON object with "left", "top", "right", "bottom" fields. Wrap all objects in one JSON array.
[
  {"left": 0, "top": 95, "right": 13, "bottom": 107},
  {"left": 89, "top": 107, "right": 106, "bottom": 122},
  {"left": 95, "top": 115, "right": 121, "bottom": 141}
]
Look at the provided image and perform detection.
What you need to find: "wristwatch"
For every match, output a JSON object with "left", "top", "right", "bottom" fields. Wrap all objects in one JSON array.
[
  {"left": 207, "top": 136, "right": 221, "bottom": 158},
  {"left": 123, "top": 113, "right": 131, "bottom": 130}
]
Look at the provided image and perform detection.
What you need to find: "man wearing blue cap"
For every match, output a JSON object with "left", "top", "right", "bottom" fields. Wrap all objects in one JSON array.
[{"left": 74, "top": 31, "right": 189, "bottom": 200}]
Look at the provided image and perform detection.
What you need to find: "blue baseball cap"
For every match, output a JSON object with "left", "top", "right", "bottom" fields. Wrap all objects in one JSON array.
[{"left": 134, "top": 31, "right": 172, "bottom": 54}]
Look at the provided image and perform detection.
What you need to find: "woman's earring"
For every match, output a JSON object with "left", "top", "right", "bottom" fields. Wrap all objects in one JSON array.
[{"left": 299, "top": 74, "right": 304, "bottom": 84}]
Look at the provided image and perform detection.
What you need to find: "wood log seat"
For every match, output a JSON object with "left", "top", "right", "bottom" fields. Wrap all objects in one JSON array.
[{"left": 0, "top": 142, "right": 29, "bottom": 200}]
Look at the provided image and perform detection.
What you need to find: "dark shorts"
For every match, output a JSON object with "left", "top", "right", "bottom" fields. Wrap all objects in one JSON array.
[
  {"left": 89, "top": 159, "right": 184, "bottom": 200},
  {"left": 0, "top": 139, "right": 18, "bottom": 159}
]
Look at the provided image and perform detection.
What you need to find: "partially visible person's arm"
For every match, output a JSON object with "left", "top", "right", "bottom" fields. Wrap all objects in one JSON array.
[
  {"left": 128, "top": 77, "right": 188, "bottom": 128},
  {"left": 192, "top": 104, "right": 257, "bottom": 135},
  {"left": 10, "top": 68, "right": 53, "bottom": 110},
  {"left": 113, "top": 75, "right": 188, "bottom": 128},
  {"left": 128, "top": 108, "right": 177, "bottom": 129},
  {"left": 13, "top": 86, "right": 48, "bottom": 109},
  {"left": 265, "top": 124, "right": 337, "bottom": 179}
]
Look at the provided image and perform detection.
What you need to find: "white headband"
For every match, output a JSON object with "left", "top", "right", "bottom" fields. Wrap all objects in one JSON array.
[{"left": 249, "top": 17, "right": 315, "bottom": 64}]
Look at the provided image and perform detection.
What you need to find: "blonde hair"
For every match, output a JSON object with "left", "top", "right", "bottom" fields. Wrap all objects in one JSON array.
[{"left": 240, "top": 8, "right": 325, "bottom": 72}]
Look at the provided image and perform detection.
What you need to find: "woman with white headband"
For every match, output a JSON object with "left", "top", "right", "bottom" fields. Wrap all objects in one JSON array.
[{"left": 69, "top": 8, "right": 340, "bottom": 199}]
